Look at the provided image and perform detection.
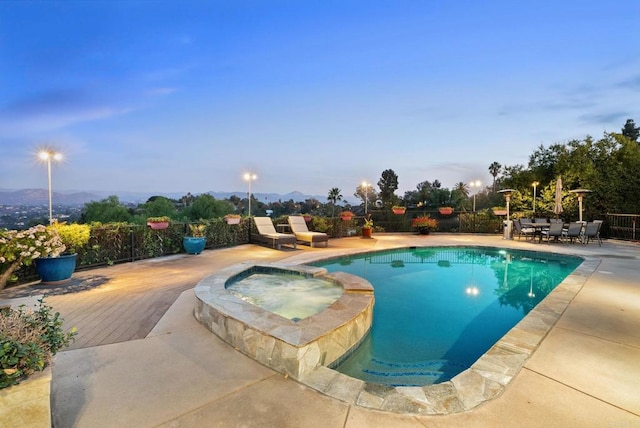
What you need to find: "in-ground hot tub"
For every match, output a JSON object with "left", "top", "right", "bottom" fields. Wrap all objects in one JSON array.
[{"left": 194, "top": 263, "right": 374, "bottom": 379}]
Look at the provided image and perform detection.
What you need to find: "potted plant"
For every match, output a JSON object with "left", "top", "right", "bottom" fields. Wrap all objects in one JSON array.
[
  {"left": 438, "top": 206, "right": 454, "bottom": 215},
  {"left": 0, "top": 298, "right": 76, "bottom": 426},
  {"left": 302, "top": 213, "right": 312, "bottom": 222},
  {"left": 362, "top": 216, "right": 374, "bottom": 238},
  {"left": 224, "top": 214, "right": 241, "bottom": 225},
  {"left": 183, "top": 224, "right": 207, "bottom": 255},
  {"left": 412, "top": 215, "right": 438, "bottom": 235},
  {"left": 34, "top": 222, "right": 91, "bottom": 284},
  {"left": 492, "top": 207, "right": 508, "bottom": 216},
  {"left": 0, "top": 225, "right": 66, "bottom": 290},
  {"left": 340, "top": 211, "right": 354, "bottom": 221},
  {"left": 392, "top": 205, "right": 406, "bottom": 215},
  {"left": 147, "top": 216, "right": 171, "bottom": 230}
]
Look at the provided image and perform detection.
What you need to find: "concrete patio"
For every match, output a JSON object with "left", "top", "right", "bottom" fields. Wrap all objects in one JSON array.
[{"left": 2, "top": 234, "right": 639, "bottom": 427}]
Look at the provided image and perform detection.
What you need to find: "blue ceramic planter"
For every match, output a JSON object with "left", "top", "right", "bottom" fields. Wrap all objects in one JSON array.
[
  {"left": 34, "top": 254, "right": 77, "bottom": 284},
  {"left": 183, "top": 237, "right": 206, "bottom": 255}
]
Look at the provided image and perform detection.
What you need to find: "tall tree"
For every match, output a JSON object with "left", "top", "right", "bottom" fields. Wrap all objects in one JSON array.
[
  {"left": 327, "top": 187, "right": 343, "bottom": 217},
  {"left": 621, "top": 118, "right": 639, "bottom": 142},
  {"left": 354, "top": 184, "right": 377, "bottom": 214},
  {"left": 488, "top": 162, "right": 502, "bottom": 192},
  {"left": 82, "top": 195, "right": 132, "bottom": 223},
  {"left": 377, "top": 169, "right": 399, "bottom": 208}
]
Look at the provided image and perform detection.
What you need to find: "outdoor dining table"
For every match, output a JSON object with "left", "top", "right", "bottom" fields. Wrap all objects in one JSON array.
[{"left": 520, "top": 222, "right": 551, "bottom": 243}]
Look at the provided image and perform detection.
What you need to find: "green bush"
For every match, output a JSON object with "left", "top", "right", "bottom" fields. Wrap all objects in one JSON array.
[{"left": 0, "top": 298, "right": 76, "bottom": 389}]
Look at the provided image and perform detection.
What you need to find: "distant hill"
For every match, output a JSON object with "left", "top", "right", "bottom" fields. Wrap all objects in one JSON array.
[{"left": 0, "top": 188, "right": 352, "bottom": 206}]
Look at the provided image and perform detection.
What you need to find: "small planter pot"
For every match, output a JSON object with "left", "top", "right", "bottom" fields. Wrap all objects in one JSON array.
[
  {"left": 302, "top": 215, "right": 312, "bottom": 222},
  {"left": 147, "top": 221, "right": 169, "bottom": 230},
  {"left": 392, "top": 208, "right": 406, "bottom": 215},
  {"left": 183, "top": 237, "right": 206, "bottom": 255},
  {"left": 34, "top": 254, "right": 77, "bottom": 284},
  {"left": 341, "top": 215, "right": 354, "bottom": 221},
  {"left": 417, "top": 227, "right": 431, "bottom": 235},
  {"left": 439, "top": 207, "right": 454, "bottom": 215},
  {"left": 493, "top": 209, "right": 508, "bottom": 216},
  {"left": 362, "top": 228, "right": 373, "bottom": 238},
  {"left": 225, "top": 217, "right": 241, "bottom": 225}
]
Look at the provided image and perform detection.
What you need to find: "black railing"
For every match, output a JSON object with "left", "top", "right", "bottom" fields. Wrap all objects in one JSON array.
[{"left": 606, "top": 213, "right": 639, "bottom": 241}]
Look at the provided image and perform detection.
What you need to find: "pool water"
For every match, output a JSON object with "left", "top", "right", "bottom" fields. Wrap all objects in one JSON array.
[
  {"left": 313, "top": 247, "right": 582, "bottom": 386},
  {"left": 227, "top": 272, "right": 343, "bottom": 321}
]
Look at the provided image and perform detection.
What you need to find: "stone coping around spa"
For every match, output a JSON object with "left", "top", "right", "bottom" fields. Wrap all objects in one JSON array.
[
  {"left": 194, "top": 262, "right": 374, "bottom": 348},
  {"left": 291, "top": 247, "right": 597, "bottom": 415}
]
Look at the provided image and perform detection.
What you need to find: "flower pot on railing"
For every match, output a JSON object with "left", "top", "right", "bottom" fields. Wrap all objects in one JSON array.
[
  {"left": 147, "top": 217, "right": 171, "bottom": 230},
  {"left": 340, "top": 212, "right": 354, "bottom": 221},
  {"left": 392, "top": 207, "right": 406, "bottom": 215},
  {"left": 439, "top": 207, "right": 454, "bottom": 215},
  {"left": 224, "top": 215, "right": 241, "bottom": 225},
  {"left": 493, "top": 208, "right": 508, "bottom": 216},
  {"left": 302, "top": 214, "right": 312, "bottom": 222}
]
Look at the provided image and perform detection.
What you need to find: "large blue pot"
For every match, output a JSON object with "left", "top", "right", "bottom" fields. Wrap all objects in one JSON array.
[
  {"left": 183, "top": 237, "right": 206, "bottom": 255},
  {"left": 34, "top": 254, "right": 77, "bottom": 284}
]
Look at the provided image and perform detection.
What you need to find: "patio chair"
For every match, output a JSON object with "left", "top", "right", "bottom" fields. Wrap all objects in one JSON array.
[
  {"left": 582, "top": 221, "right": 603, "bottom": 246},
  {"left": 562, "top": 222, "right": 584, "bottom": 243},
  {"left": 513, "top": 219, "right": 536, "bottom": 241},
  {"left": 541, "top": 222, "right": 564, "bottom": 243},
  {"left": 549, "top": 218, "right": 564, "bottom": 224},
  {"left": 287, "top": 216, "right": 329, "bottom": 247},
  {"left": 251, "top": 217, "right": 297, "bottom": 250}
]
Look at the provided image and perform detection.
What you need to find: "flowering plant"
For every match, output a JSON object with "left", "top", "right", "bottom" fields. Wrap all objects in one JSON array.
[
  {"left": 224, "top": 214, "right": 241, "bottom": 219},
  {"left": 0, "top": 225, "right": 65, "bottom": 290},
  {"left": 362, "top": 215, "right": 374, "bottom": 229},
  {"left": 412, "top": 215, "right": 438, "bottom": 230}
]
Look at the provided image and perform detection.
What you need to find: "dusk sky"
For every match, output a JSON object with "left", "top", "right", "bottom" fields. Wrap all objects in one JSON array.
[{"left": 1, "top": 1, "right": 638, "bottom": 199}]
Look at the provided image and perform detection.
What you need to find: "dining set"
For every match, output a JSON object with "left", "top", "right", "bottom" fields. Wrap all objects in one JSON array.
[{"left": 513, "top": 218, "right": 603, "bottom": 245}]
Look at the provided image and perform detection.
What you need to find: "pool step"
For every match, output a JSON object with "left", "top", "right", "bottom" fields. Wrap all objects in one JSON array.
[{"left": 359, "top": 358, "right": 466, "bottom": 386}]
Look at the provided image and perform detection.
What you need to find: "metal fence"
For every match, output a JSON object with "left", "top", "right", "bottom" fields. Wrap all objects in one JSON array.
[{"left": 606, "top": 214, "right": 640, "bottom": 241}]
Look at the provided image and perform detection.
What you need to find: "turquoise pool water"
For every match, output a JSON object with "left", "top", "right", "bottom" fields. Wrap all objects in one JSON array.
[{"left": 313, "top": 247, "right": 582, "bottom": 386}]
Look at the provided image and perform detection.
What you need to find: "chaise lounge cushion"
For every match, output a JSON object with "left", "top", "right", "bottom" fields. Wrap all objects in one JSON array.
[
  {"left": 252, "top": 217, "right": 297, "bottom": 250},
  {"left": 287, "top": 216, "right": 329, "bottom": 247}
]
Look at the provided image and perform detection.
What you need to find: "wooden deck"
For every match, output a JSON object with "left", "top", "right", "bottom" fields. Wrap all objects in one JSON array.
[{"left": 0, "top": 245, "right": 293, "bottom": 350}]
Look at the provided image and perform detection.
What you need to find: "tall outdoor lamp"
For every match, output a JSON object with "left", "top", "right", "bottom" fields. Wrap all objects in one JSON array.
[
  {"left": 362, "top": 181, "right": 370, "bottom": 214},
  {"left": 243, "top": 172, "right": 257, "bottom": 216},
  {"left": 469, "top": 180, "right": 481, "bottom": 212},
  {"left": 38, "top": 150, "right": 63, "bottom": 225},
  {"left": 532, "top": 181, "right": 539, "bottom": 213},
  {"left": 569, "top": 189, "right": 592, "bottom": 222}
]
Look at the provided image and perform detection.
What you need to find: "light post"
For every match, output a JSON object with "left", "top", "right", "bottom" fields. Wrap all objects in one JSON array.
[
  {"left": 569, "top": 189, "right": 592, "bottom": 222},
  {"left": 39, "top": 150, "right": 63, "bottom": 225},
  {"left": 243, "top": 172, "right": 257, "bottom": 216},
  {"left": 532, "top": 181, "right": 539, "bottom": 213},
  {"left": 361, "top": 181, "right": 370, "bottom": 214},
  {"left": 469, "top": 180, "right": 481, "bottom": 212}
]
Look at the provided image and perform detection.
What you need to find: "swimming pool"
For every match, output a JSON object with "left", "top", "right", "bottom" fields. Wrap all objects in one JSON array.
[{"left": 313, "top": 246, "right": 582, "bottom": 386}]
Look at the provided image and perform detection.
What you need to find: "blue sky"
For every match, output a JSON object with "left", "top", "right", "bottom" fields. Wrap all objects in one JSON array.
[{"left": 1, "top": 1, "right": 638, "bottom": 199}]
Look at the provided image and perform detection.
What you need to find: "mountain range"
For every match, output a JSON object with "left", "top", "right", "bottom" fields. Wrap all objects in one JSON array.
[{"left": 0, "top": 188, "right": 355, "bottom": 206}]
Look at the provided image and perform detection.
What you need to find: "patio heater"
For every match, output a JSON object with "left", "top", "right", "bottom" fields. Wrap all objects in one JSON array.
[
  {"left": 532, "top": 181, "right": 539, "bottom": 213},
  {"left": 569, "top": 189, "right": 592, "bottom": 223},
  {"left": 498, "top": 189, "right": 516, "bottom": 239}
]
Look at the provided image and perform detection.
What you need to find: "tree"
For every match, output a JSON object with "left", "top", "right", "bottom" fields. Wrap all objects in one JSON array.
[
  {"left": 327, "top": 188, "right": 343, "bottom": 217},
  {"left": 354, "top": 184, "right": 377, "bottom": 214},
  {"left": 488, "top": 162, "right": 502, "bottom": 192},
  {"left": 141, "top": 196, "right": 177, "bottom": 219},
  {"left": 185, "top": 194, "right": 233, "bottom": 220},
  {"left": 621, "top": 118, "right": 639, "bottom": 142},
  {"left": 82, "top": 195, "right": 132, "bottom": 223},
  {"left": 377, "top": 169, "right": 399, "bottom": 208},
  {"left": 451, "top": 182, "right": 469, "bottom": 210}
]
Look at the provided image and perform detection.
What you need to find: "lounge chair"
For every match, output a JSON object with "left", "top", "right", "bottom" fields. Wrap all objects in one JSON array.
[
  {"left": 582, "top": 221, "right": 603, "bottom": 246},
  {"left": 562, "top": 222, "right": 584, "bottom": 243},
  {"left": 251, "top": 217, "right": 297, "bottom": 250},
  {"left": 541, "top": 222, "right": 564, "bottom": 243},
  {"left": 287, "top": 216, "right": 329, "bottom": 247},
  {"left": 513, "top": 219, "right": 535, "bottom": 241}
]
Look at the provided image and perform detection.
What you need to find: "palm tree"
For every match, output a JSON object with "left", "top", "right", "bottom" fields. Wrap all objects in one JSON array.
[
  {"left": 452, "top": 182, "right": 469, "bottom": 211},
  {"left": 327, "top": 187, "right": 343, "bottom": 218},
  {"left": 488, "top": 162, "right": 502, "bottom": 192}
]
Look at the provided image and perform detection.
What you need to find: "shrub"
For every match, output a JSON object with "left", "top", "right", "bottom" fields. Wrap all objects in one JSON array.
[{"left": 0, "top": 298, "right": 76, "bottom": 389}]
